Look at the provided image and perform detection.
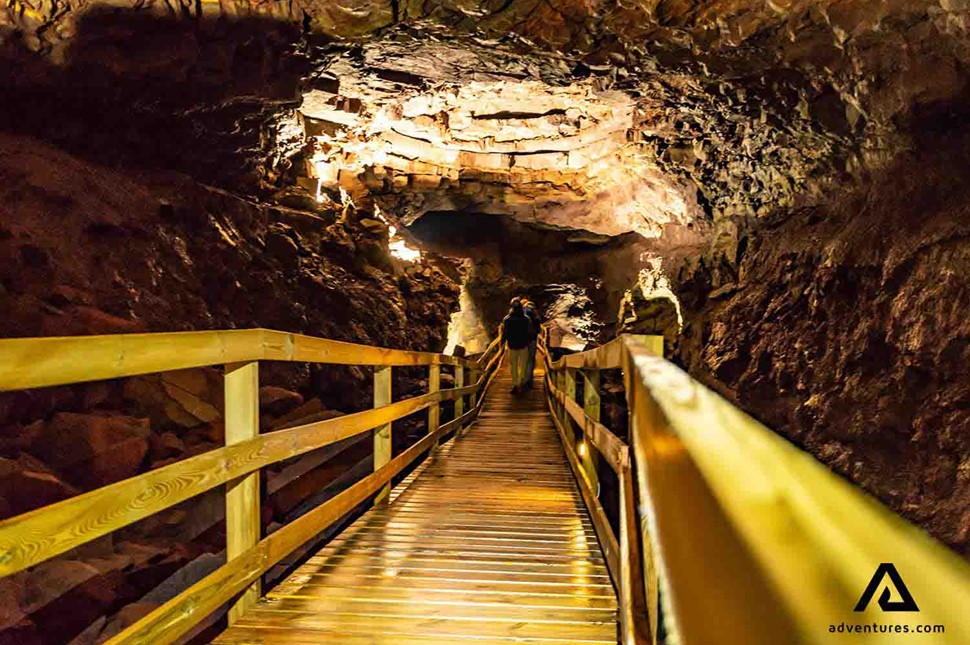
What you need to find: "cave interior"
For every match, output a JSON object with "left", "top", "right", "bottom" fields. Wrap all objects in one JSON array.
[{"left": 2, "top": 0, "right": 970, "bottom": 642}]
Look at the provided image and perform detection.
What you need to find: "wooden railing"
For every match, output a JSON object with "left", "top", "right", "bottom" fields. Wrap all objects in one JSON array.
[
  {"left": 540, "top": 330, "right": 970, "bottom": 645},
  {"left": 0, "top": 328, "right": 505, "bottom": 644},
  {"left": 538, "top": 330, "right": 660, "bottom": 645}
]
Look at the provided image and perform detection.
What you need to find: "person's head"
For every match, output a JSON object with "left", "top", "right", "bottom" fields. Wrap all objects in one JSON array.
[
  {"left": 510, "top": 296, "right": 522, "bottom": 308},
  {"left": 510, "top": 300, "right": 524, "bottom": 314}
]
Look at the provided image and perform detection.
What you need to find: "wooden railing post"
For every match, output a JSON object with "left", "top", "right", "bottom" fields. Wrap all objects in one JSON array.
[
  {"left": 554, "top": 370, "right": 565, "bottom": 420},
  {"left": 224, "top": 361, "right": 260, "bottom": 624},
  {"left": 374, "top": 365, "right": 392, "bottom": 503},
  {"left": 563, "top": 368, "right": 577, "bottom": 448},
  {"left": 619, "top": 448, "right": 651, "bottom": 645},
  {"left": 455, "top": 366, "right": 465, "bottom": 419},
  {"left": 581, "top": 370, "right": 601, "bottom": 496},
  {"left": 428, "top": 363, "right": 440, "bottom": 445}
]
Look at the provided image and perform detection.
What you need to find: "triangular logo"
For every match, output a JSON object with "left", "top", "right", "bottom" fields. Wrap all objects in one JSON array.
[{"left": 854, "top": 563, "right": 919, "bottom": 612}]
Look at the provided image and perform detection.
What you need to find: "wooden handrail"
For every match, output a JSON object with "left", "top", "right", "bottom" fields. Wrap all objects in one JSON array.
[
  {"left": 0, "top": 328, "right": 506, "bottom": 644},
  {"left": 0, "top": 328, "right": 475, "bottom": 391},
  {"left": 0, "top": 382, "right": 478, "bottom": 576},
  {"left": 538, "top": 330, "right": 649, "bottom": 644},
  {"left": 621, "top": 336, "right": 970, "bottom": 644},
  {"left": 109, "top": 406, "right": 478, "bottom": 645},
  {"left": 546, "top": 335, "right": 627, "bottom": 370},
  {"left": 546, "top": 376, "right": 625, "bottom": 473},
  {"left": 542, "top": 329, "right": 970, "bottom": 645}
]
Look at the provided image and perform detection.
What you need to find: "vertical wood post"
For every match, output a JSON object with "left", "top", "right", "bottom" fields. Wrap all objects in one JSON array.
[
  {"left": 455, "top": 366, "right": 465, "bottom": 419},
  {"left": 563, "top": 368, "right": 577, "bottom": 448},
  {"left": 619, "top": 450, "right": 651, "bottom": 644},
  {"left": 428, "top": 363, "right": 441, "bottom": 445},
  {"left": 374, "top": 365, "right": 392, "bottom": 503},
  {"left": 469, "top": 368, "right": 479, "bottom": 410},
  {"left": 555, "top": 370, "right": 565, "bottom": 421},
  {"left": 582, "top": 369, "right": 601, "bottom": 496},
  {"left": 224, "top": 361, "right": 260, "bottom": 624}
]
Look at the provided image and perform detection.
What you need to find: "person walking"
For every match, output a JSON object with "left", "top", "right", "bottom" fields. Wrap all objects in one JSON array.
[
  {"left": 501, "top": 298, "right": 534, "bottom": 394},
  {"left": 523, "top": 299, "right": 542, "bottom": 388}
]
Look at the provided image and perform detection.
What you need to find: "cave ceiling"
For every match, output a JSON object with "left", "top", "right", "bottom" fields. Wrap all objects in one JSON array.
[{"left": 3, "top": 0, "right": 968, "bottom": 237}]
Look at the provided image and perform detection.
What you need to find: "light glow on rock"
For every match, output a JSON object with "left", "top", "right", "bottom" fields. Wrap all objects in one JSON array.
[
  {"left": 298, "top": 78, "right": 700, "bottom": 238},
  {"left": 387, "top": 225, "right": 422, "bottom": 262}
]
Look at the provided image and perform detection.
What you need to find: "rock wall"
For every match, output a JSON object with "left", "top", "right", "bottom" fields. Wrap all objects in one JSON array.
[
  {"left": 0, "top": 132, "right": 459, "bottom": 642},
  {"left": 675, "top": 120, "right": 970, "bottom": 558},
  {"left": 0, "top": 12, "right": 309, "bottom": 194}
]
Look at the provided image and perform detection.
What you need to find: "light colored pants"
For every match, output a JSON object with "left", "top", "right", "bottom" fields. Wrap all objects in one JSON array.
[{"left": 509, "top": 348, "right": 529, "bottom": 388}]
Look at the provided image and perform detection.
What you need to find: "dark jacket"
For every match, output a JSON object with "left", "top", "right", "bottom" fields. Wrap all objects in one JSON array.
[
  {"left": 523, "top": 304, "right": 542, "bottom": 341},
  {"left": 501, "top": 311, "right": 534, "bottom": 350}
]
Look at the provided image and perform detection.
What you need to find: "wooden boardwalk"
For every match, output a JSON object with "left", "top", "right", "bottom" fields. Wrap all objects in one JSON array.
[{"left": 215, "top": 363, "right": 617, "bottom": 644}]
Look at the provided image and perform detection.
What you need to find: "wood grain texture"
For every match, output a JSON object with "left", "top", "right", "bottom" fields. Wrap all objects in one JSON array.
[
  {"left": 618, "top": 458, "right": 650, "bottom": 645},
  {"left": 373, "top": 365, "right": 393, "bottom": 504},
  {"left": 0, "top": 380, "right": 478, "bottom": 577},
  {"left": 214, "top": 361, "right": 616, "bottom": 645},
  {"left": 544, "top": 372, "right": 620, "bottom": 588},
  {"left": 581, "top": 369, "right": 602, "bottom": 493},
  {"left": 454, "top": 366, "right": 465, "bottom": 418},
  {"left": 427, "top": 364, "right": 440, "bottom": 447},
  {"left": 108, "top": 405, "right": 480, "bottom": 645},
  {"left": 548, "top": 336, "right": 624, "bottom": 370},
  {"left": 621, "top": 335, "right": 970, "bottom": 644},
  {"left": 548, "top": 378, "right": 625, "bottom": 474},
  {"left": 0, "top": 328, "right": 477, "bottom": 392},
  {"left": 224, "top": 361, "right": 261, "bottom": 624}
]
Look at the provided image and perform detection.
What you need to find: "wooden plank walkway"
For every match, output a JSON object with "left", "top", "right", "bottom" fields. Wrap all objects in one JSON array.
[{"left": 215, "top": 362, "right": 618, "bottom": 644}]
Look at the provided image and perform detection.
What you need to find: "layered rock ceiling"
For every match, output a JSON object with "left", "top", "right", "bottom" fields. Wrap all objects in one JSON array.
[
  {"left": 7, "top": 0, "right": 969, "bottom": 235},
  {"left": 301, "top": 75, "right": 698, "bottom": 236}
]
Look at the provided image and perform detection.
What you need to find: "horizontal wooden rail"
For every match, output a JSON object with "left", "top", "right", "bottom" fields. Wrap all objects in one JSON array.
[
  {"left": 546, "top": 335, "right": 624, "bottom": 370},
  {"left": 546, "top": 377, "right": 626, "bottom": 473},
  {"left": 545, "top": 325, "right": 970, "bottom": 644},
  {"left": 539, "top": 331, "right": 648, "bottom": 644},
  {"left": 0, "top": 328, "right": 475, "bottom": 391},
  {"left": 0, "top": 326, "right": 506, "bottom": 645},
  {"left": 620, "top": 336, "right": 970, "bottom": 644},
  {"left": 0, "top": 382, "right": 478, "bottom": 577},
  {"left": 108, "top": 405, "right": 480, "bottom": 644}
]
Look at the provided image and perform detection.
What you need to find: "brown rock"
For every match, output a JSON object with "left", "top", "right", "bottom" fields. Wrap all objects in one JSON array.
[
  {"left": 40, "top": 305, "right": 146, "bottom": 336},
  {"left": 0, "top": 454, "right": 79, "bottom": 517},
  {"left": 32, "top": 413, "right": 150, "bottom": 489},
  {"left": 273, "top": 409, "right": 345, "bottom": 431},
  {"left": 149, "top": 432, "right": 185, "bottom": 463},
  {"left": 269, "top": 397, "right": 324, "bottom": 430},
  {"left": 124, "top": 368, "right": 221, "bottom": 429},
  {"left": 95, "top": 602, "right": 160, "bottom": 642},
  {"left": 0, "top": 572, "right": 27, "bottom": 632},
  {"left": 259, "top": 386, "right": 304, "bottom": 417},
  {"left": 358, "top": 218, "right": 388, "bottom": 235},
  {"left": 22, "top": 560, "right": 100, "bottom": 614},
  {"left": 0, "top": 420, "right": 45, "bottom": 453}
]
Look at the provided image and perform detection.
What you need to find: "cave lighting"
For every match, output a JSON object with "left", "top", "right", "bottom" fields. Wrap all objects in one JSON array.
[
  {"left": 386, "top": 225, "right": 422, "bottom": 262},
  {"left": 389, "top": 238, "right": 422, "bottom": 262},
  {"left": 578, "top": 441, "right": 588, "bottom": 457}
]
